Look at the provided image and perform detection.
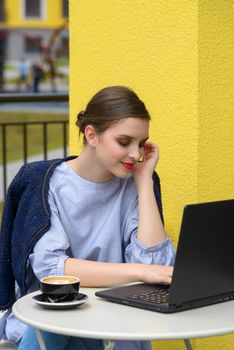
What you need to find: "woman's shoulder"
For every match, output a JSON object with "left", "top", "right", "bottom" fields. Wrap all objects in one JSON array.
[
  {"left": 48, "top": 161, "right": 71, "bottom": 193},
  {"left": 17, "top": 157, "right": 74, "bottom": 181}
]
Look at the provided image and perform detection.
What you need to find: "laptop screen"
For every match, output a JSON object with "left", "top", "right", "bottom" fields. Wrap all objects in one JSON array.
[{"left": 169, "top": 199, "right": 234, "bottom": 306}]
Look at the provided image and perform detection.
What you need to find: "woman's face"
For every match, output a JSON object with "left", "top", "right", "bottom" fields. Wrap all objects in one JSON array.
[{"left": 93, "top": 117, "right": 149, "bottom": 178}]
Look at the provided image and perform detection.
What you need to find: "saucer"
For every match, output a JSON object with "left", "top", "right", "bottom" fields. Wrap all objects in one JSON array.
[{"left": 32, "top": 292, "right": 88, "bottom": 310}]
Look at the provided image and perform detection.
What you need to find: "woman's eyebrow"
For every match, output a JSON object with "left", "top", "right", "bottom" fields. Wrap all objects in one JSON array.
[{"left": 118, "top": 135, "right": 149, "bottom": 142}]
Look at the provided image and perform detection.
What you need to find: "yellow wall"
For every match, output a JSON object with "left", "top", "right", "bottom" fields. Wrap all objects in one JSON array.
[
  {"left": 69, "top": 0, "right": 199, "bottom": 243},
  {"left": 69, "top": 1, "right": 234, "bottom": 349},
  {"left": 198, "top": 1, "right": 234, "bottom": 202},
  {"left": 1, "top": 0, "right": 66, "bottom": 28}
]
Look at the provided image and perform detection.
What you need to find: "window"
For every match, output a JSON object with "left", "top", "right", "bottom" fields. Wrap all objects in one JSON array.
[
  {"left": 57, "top": 37, "right": 69, "bottom": 57},
  {"left": 23, "top": 0, "right": 44, "bottom": 19},
  {"left": 25, "top": 36, "right": 42, "bottom": 53},
  {"left": 0, "top": 0, "right": 4, "bottom": 21},
  {"left": 62, "top": 0, "right": 68, "bottom": 18}
]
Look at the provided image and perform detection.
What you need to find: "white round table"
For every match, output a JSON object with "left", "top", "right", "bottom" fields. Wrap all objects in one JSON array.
[{"left": 13, "top": 287, "right": 234, "bottom": 349}]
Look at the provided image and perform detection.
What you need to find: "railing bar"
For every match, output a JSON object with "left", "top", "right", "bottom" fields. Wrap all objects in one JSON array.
[
  {"left": 0, "top": 93, "right": 68, "bottom": 103},
  {"left": 43, "top": 123, "right": 48, "bottom": 160},
  {"left": 63, "top": 122, "right": 67, "bottom": 157},
  {"left": 0, "top": 120, "right": 68, "bottom": 126},
  {"left": 184, "top": 339, "right": 194, "bottom": 350},
  {"left": 2, "top": 125, "right": 7, "bottom": 200},
  {"left": 23, "top": 124, "right": 27, "bottom": 164}
]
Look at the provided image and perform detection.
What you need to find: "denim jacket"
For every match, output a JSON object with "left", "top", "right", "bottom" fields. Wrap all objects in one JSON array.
[{"left": 0, "top": 156, "right": 164, "bottom": 311}]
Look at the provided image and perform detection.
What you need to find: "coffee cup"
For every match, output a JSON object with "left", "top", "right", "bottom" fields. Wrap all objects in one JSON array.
[{"left": 40, "top": 275, "right": 80, "bottom": 303}]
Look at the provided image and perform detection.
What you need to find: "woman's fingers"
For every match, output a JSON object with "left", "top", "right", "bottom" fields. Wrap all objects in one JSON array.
[{"left": 140, "top": 265, "right": 174, "bottom": 285}]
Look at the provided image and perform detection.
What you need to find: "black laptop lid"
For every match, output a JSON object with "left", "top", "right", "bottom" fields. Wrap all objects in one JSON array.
[{"left": 169, "top": 199, "right": 234, "bottom": 306}]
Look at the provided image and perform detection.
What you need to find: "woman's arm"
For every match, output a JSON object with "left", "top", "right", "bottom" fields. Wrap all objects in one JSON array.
[
  {"left": 132, "top": 142, "right": 167, "bottom": 247},
  {"left": 29, "top": 228, "right": 172, "bottom": 289},
  {"left": 65, "top": 258, "right": 173, "bottom": 287},
  {"left": 64, "top": 142, "right": 173, "bottom": 287}
]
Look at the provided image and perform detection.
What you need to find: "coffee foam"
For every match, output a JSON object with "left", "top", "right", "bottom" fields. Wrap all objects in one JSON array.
[{"left": 42, "top": 276, "right": 78, "bottom": 285}]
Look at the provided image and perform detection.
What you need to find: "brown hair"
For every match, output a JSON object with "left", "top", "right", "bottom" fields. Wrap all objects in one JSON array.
[{"left": 76, "top": 86, "right": 150, "bottom": 143}]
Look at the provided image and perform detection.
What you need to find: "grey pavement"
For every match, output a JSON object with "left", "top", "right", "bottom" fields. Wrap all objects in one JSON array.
[
  {"left": 0, "top": 147, "right": 69, "bottom": 202},
  {"left": 0, "top": 101, "right": 68, "bottom": 114}
]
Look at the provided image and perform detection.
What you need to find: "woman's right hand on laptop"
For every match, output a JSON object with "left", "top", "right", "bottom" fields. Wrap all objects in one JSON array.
[{"left": 138, "top": 264, "right": 174, "bottom": 285}]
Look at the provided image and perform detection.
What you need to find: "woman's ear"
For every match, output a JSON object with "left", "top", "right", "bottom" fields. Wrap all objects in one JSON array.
[{"left": 84, "top": 125, "right": 97, "bottom": 147}]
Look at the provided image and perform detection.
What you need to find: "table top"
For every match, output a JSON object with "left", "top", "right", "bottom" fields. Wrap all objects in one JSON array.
[{"left": 13, "top": 287, "right": 234, "bottom": 341}]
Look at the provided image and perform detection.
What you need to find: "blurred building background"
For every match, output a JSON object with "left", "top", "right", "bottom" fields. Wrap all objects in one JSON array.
[
  {"left": 0, "top": 0, "right": 69, "bottom": 92},
  {"left": 0, "top": 1, "right": 69, "bottom": 203}
]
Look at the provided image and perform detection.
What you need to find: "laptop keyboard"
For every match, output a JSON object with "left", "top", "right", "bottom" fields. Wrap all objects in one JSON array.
[{"left": 127, "top": 289, "right": 169, "bottom": 304}]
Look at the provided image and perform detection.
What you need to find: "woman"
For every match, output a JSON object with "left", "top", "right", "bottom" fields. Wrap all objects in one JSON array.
[{"left": 0, "top": 86, "right": 175, "bottom": 350}]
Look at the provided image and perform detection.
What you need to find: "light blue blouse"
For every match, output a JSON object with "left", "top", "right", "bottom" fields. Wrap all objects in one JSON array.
[{"left": 3, "top": 162, "right": 175, "bottom": 349}]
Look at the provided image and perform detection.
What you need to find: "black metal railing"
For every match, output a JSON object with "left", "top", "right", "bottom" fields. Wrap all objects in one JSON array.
[
  {"left": 0, "top": 93, "right": 68, "bottom": 103},
  {"left": 0, "top": 93, "right": 69, "bottom": 201}
]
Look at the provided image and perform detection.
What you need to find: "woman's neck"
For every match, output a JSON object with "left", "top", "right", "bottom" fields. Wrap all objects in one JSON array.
[{"left": 67, "top": 147, "right": 113, "bottom": 183}]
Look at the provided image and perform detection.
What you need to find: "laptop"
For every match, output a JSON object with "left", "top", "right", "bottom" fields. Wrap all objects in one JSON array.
[{"left": 95, "top": 199, "right": 234, "bottom": 313}]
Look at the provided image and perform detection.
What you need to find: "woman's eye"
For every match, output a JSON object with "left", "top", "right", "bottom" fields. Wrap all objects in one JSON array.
[{"left": 118, "top": 141, "right": 129, "bottom": 147}]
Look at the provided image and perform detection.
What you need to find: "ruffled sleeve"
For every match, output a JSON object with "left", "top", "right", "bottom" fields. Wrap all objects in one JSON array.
[
  {"left": 29, "top": 189, "right": 70, "bottom": 281},
  {"left": 125, "top": 232, "right": 175, "bottom": 265}
]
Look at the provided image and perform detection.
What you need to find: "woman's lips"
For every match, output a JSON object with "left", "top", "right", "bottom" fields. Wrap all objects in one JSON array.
[{"left": 121, "top": 162, "right": 135, "bottom": 170}]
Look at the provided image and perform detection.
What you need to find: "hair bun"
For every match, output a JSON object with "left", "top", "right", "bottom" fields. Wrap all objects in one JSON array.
[
  {"left": 77, "top": 111, "right": 85, "bottom": 121},
  {"left": 76, "top": 111, "right": 86, "bottom": 131}
]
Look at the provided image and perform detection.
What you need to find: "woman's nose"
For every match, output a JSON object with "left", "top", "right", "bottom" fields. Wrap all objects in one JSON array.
[{"left": 129, "top": 147, "right": 141, "bottom": 161}]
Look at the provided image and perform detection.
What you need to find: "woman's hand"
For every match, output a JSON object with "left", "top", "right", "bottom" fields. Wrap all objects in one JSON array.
[
  {"left": 138, "top": 264, "right": 173, "bottom": 285},
  {"left": 133, "top": 141, "right": 159, "bottom": 184}
]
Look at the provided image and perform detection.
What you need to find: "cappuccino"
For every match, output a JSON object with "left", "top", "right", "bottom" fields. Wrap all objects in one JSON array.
[
  {"left": 40, "top": 275, "right": 80, "bottom": 300},
  {"left": 42, "top": 276, "right": 78, "bottom": 285}
]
